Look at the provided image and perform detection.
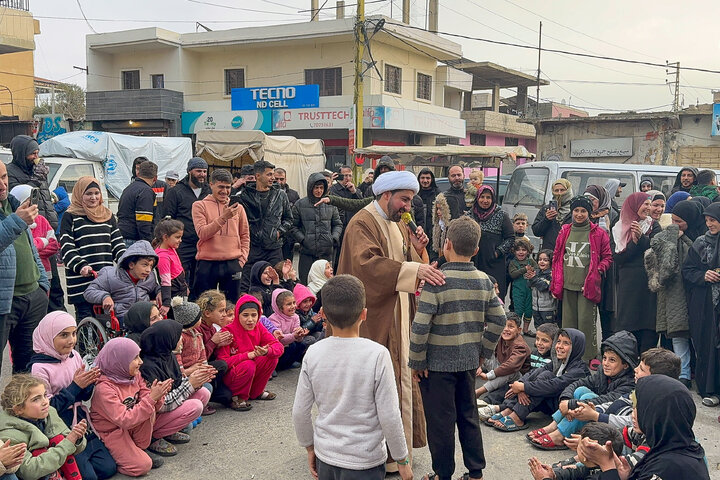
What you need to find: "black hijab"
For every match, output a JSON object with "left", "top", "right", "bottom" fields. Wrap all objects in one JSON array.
[
  {"left": 249, "top": 261, "right": 273, "bottom": 290},
  {"left": 124, "top": 301, "right": 155, "bottom": 345},
  {"left": 139, "top": 320, "right": 183, "bottom": 389},
  {"left": 692, "top": 196, "right": 711, "bottom": 209},
  {"left": 629, "top": 375, "right": 709, "bottom": 480},
  {"left": 672, "top": 200, "right": 706, "bottom": 242}
]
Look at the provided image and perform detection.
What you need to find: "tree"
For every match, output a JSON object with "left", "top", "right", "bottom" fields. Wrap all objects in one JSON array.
[{"left": 33, "top": 83, "right": 85, "bottom": 120}]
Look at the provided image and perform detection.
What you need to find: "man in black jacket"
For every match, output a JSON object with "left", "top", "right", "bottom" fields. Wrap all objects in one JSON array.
[
  {"left": 445, "top": 164, "right": 468, "bottom": 219},
  {"left": 162, "top": 157, "right": 210, "bottom": 292},
  {"left": 291, "top": 172, "right": 342, "bottom": 284},
  {"left": 117, "top": 160, "right": 157, "bottom": 245},
  {"left": 237, "top": 160, "right": 293, "bottom": 293},
  {"left": 418, "top": 168, "right": 439, "bottom": 261},
  {"left": 275, "top": 167, "right": 300, "bottom": 261}
]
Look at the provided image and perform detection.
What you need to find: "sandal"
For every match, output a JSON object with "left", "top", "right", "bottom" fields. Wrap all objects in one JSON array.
[
  {"left": 493, "top": 415, "right": 528, "bottom": 432},
  {"left": 702, "top": 395, "right": 720, "bottom": 407},
  {"left": 202, "top": 405, "right": 216, "bottom": 415},
  {"left": 254, "top": 391, "right": 277, "bottom": 401},
  {"left": 164, "top": 432, "right": 190, "bottom": 444},
  {"left": 589, "top": 359, "right": 601, "bottom": 371},
  {"left": 230, "top": 396, "right": 252, "bottom": 411},
  {"left": 526, "top": 428, "right": 547, "bottom": 441},
  {"left": 531, "top": 433, "right": 568, "bottom": 451},
  {"left": 147, "top": 438, "right": 178, "bottom": 457},
  {"left": 485, "top": 412, "right": 503, "bottom": 426}
]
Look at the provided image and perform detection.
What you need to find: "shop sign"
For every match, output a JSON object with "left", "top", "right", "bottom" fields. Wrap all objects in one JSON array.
[
  {"left": 272, "top": 106, "right": 385, "bottom": 131},
  {"left": 181, "top": 110, "right": 272, "bottom": 134},
  {"left": 231, "top": 85, "right": 319, "bottom": 110}
]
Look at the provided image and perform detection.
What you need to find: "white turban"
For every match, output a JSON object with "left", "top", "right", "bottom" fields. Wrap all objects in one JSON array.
[{"left": 372, "top": 170, "right": 419, "bottom": 196}]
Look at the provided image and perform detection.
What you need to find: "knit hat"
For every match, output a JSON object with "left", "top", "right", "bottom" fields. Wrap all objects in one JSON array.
[
  {"left": 570, "top": 195, "right": 593, "bottom": 213},
  {"left": 165, "top": 170, "right": 179, "bottom": 181},
  {"left": 187, "top": 157, "right": 208, "bottom": 172},
  {"left": 171, "top": 297, "right": 201, "bottom": 328}
]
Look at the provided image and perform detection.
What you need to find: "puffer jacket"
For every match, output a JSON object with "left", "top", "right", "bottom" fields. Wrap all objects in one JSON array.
[
  {"left": 8, "top": 135, "right": 59, "bottom": 229},
  {"left": 291, "top": 172, "right": 342, "bottom": 257},
  {"left": 83, "top": 241, "right": 160, "bottom": 320},
  {"left": 0, "top": 195, "right": 49, "bottom": 314},
  {"left": 560, "top": 330, "right": 638, "bottom": 403},
  {"left": 551, "top": 222, "right": 612, "bottom": 304},
  {"left": 645, "top": 223, "right": 692, "bottom": 337},
  {"left": 528, "top": 268, "right": 556, "bottom": 312},
  {"left": 237, "top": 183, "right": 293, "bottom": 250}
]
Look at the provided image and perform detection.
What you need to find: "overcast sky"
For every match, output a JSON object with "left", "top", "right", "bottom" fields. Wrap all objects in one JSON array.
[{"left": 28, "top": 0, "right": 720, "bottom": 114}]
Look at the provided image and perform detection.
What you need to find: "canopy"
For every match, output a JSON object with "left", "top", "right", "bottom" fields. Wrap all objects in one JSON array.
[
  {"left": 353, "top": 145, "right": 535, "bottom": 168},
  {"left": 195, "top": 130, "right": 326, "bottom": 194}
]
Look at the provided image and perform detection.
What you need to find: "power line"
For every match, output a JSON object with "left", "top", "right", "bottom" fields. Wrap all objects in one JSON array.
[
  {"left": 186, "top": 0, "right": 307, "bottom": 16},
  {"left": 75, "top": 0, "right": 97, "bottom": 34}
]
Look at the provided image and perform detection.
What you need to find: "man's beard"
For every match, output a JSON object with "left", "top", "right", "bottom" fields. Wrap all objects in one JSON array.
[
  {"left": 388, "top": 203, "right": 404, "bottom": 222},
  {"left": 451, "top": 181, "right": 463, "bottom": 189},
  {"left": 191, "top": 174, "right": 205, "bottom": 185}
]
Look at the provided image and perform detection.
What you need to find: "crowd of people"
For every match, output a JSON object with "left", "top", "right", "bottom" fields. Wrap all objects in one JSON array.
[{"left": 0, "top": 132, "right": 712, "bottom": 480}]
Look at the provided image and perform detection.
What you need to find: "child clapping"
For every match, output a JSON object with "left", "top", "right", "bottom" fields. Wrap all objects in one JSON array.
[{"left": 268, "top": 289, "right": 308, "bottom": 370}]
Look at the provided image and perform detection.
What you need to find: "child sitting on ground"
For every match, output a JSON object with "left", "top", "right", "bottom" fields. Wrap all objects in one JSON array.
[
  {"left": 509, "top": 237, "right": 539, "bottom": 336},
  {"left": 29, "top": 312, "right": 117, "bottom": 480},
  {"left": 125, "top": 301, "right": 163, "bottom": 345},
  {"left": 294, "top": 283, "right": 324, "bottom": 344},
  {"left": 293, "top": 275, "right": 413, "bottom": 480},
  {"left": 475, "top": 312, "right": 530, "bottom": 403},
  {"left": 91, "top": 337, "right": 172, "bottom": 476},
  {"left": 0, "top": 374, "right": 87, "bottom": 480},
  {"left": 528, "top": 330, "right": 638, "bottom": 450},
  {"left": 409, "top": 217, "right": 505, "bottom": 480},
  {"left": 488, "top": 328, "right": 589, "bottom": 432},
  {"left": 249, "top": 261, "right": 295, "bottom": 316},
  {"left": 528, "top": 249, "right": 557, "bottom": 328},
  {"left": 215, "top": 295, "right": 283, "bottom": 411},
  {"left": 268, "top": 289, "right": 309, "bottom": 370},
  {"left": 84, "top": 241, "right": 161, "bottom": 322},
  {"left": 153, "top": 219, "right": 188, "bottom": 317},
  {"left": 274, "top": 259, "right": 298, "bottom": 286},
  {"left": 306, "top": 259, "right": 333, "bottom": 310}
]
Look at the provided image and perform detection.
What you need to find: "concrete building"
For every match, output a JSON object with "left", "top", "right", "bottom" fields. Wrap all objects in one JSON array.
[
  {"left": 524, "top": 103, "right": 720, "bottom": 167},
  {"left": 0, "top": 0, "right": 40, "bottom": 143},
  {"left": 85, "top": 15, "right": 475, "bottom": 167}
]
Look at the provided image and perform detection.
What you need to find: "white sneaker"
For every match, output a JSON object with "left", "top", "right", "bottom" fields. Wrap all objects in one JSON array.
[{"left": 478, "top": 404, "right": 499, "bottom": 421}]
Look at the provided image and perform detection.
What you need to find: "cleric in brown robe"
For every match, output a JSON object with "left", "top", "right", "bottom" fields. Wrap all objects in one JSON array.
[{"left": 337, "top": 170, "right": 446, "bottom": 468}]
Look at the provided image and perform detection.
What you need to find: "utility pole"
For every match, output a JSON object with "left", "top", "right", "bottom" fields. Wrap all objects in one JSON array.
[
  {"left": 535, "top": 21, "right": 542, "bottom": 117},
  {"left": 666, "top": 61, "right": 680, "bottom": 112},
  {"left": 353, "top": 0, "right": 365, "bottom": 158}
]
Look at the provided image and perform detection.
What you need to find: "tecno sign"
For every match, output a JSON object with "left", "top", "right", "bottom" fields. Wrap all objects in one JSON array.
[{"left": 231, "top": 84, "right": 320, "bottom": 110}]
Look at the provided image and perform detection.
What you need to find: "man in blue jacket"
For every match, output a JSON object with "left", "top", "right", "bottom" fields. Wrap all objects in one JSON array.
[{"left": 0, "top": 160, "right": 50, "bottom": 373}]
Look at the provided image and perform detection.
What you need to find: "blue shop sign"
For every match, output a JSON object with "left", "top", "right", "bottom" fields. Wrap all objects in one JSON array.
[{"left": 231, "top": 85, "right": 320, "bottom": 110}]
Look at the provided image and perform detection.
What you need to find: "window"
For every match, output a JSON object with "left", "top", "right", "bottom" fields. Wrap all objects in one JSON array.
[
  {"left": 505, "top": 137, "right": 519, "bottom": 147},
  {"left": 151, "top": 74, "right": 164, "bottom": 89},
  {"left": 504, "top": 167, "right": 549, "bottom": 207},
  {"left": 325, "top": 147, "right": 348, "bottom": 171},
  {"left": 58, "top": 164, "right": 95, "bottom": 196},
  {"left": 224, "top": 68, "right": 245, "bottom": 95},
  {"left": 384, "top": 64, "right": 402, "bottom": 94},
  {"left": 416, "top": 72, "right": 432, "bottom": 101},
  {"left": 305, "top": 68, "right": 342, "bottom": 96},
  {"left": 122, "top": 70, "right": 140, "bottom": 90},
  {"left": 562, "top": 171, "right": 635, "bottom": 207},
  {"left": 435, "top": 136, "right": 459, "bottom": 145},
  {"left": 470, "top": 133, "right": 486, "bottom": 146},
  {"left": 640, "top": 174, "right": 676, "bottom": 198}
]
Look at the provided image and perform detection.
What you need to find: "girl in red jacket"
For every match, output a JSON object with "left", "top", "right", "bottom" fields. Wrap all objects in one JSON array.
[
  {"left": 216, "top": 295, "right": 283, "bottom": 412},
  {"left": 550, "top": 196, "right": 612, "bottom": 363}
]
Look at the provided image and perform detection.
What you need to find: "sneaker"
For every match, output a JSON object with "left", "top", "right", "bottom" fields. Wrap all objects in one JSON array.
[
  {"left": 164, "top": 431, "right": 191, "bottom": 444},
  {"left": 271, "top": 370, "right": 278, "bottom": 378},
  {"left": 148, "top": 438, "right": 177, "bottom": 457},
  {"left": 291, "top": 361, "right": 302, "bottom": 368},
  {"left": 144, "top": 450, "right": 164, "bottom": 469},
  {"left": 180, "top": 424, "right": 193, "bottom": 435},
  {"left": 680, "top": 378, "right": 692, "bottom": 390},
  {"left": 478, "top": 405, "right": 499, "bottom": 421}
]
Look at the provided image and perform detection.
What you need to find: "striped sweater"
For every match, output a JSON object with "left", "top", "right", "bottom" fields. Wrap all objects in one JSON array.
[
  {"left": 59, "top": 212, "right": 126, "bottom": 304},
  {"left": 409, "top": 262, "right": 506, "bottom": 372}
]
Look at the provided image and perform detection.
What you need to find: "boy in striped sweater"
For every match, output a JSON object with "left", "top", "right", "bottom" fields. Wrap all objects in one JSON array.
[{"left": 409, "top": 216, "right": 506, "bottom": 480}]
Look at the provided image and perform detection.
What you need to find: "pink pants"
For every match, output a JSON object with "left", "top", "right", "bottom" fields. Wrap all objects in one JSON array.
[
  {"left": 153, "top": 387, "right": 210, "bottom": 438},
  {"left": 223, "top": 356, "right": 278, "bottom": 400},
  {"left": 100, "top": 413, "right": 155, "bottom": 477}
]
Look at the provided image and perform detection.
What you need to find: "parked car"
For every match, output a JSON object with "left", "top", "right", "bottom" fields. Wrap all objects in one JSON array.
[{"left": 44, "top": 156, "right": 111, "bottom": 208}]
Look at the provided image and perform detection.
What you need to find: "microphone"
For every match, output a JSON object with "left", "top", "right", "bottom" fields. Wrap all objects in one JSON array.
[{"left": 401, "top": 212, "right": 419, "bottom": 236}]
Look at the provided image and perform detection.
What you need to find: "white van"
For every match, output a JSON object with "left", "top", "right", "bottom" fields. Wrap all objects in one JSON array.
[
  {"left": 44, "top": 157, "right": 111, "bottom": 208},
  {"left": 502, "top": 161, "right": 701, "bottom": 249}
]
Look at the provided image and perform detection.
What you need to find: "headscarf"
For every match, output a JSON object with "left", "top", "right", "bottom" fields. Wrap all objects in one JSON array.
[
  {"left": 139, "top": 320, "right": 183, "bottom": 389},
  {"left": 665, "top": 191, "right": 690, "bottom": 213},
  {"left": 646, "top": 189, "right": 666, "bottom": 203},
  {"left": 629, "top": 376, "right": 708, "bottom": 480},
  {"left": 612, "top": 192, "right": 652, "bottom": 254},
  {"left": 472, "top": 185, "right": 497, "bottom": 222},
  {"left": 672, "top": 200, "right": 706, "bottom": 242},
  {"left": 640, "top": 179, "right": 653, "bottom": 191},
  {"left": 692, "top": 196, "right": 711, "bottom": 209},
  {"left": 552, "top": 179, "right": 574, "bottom": 222},
  {"left": 94, "top": 337, "right": 141, "bottom": 385},
  {"left": 249, "top": 261, "right": 273, "bottom": 290},
  {"left": 66, "top": 176, "right": 113, "bottom": 223},
  {"left": 604, "top": 179, "right": 620, "bottom": 199},
  {"left": 307, "top": 259, "right": 331, "bottom": 295},
  {"left": 124, "top": 301, "right": 156, "bottom": 345},
  {"left": 31, "top": 312, "right": 77, "bottom": 361},
  {"left": 583, "top": 185, "right": 608, "bottom": 215}
]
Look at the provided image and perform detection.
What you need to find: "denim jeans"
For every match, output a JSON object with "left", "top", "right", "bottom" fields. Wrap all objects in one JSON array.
[
  {"left": 672, "top": 337, "right": 692, "bottom": 380},
  {"left": 551, "top": 386, "right": 598, "bottom": 438}
]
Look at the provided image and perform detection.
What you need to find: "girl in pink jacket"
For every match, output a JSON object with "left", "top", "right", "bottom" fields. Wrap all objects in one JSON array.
[{"left": 267, "top": 289, "right": 309, "bottom": 370}]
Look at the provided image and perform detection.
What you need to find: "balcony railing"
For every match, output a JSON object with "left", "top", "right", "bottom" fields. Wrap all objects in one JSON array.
[{"left": 0, "top": 0, "right": 30, "bottom": 11}]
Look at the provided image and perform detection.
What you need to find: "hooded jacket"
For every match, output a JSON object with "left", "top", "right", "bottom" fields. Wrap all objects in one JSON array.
[
  {"left": 560, "top": 330, "right": 638, "bottom": 403},
  {"left": 279, "top": 183, "right": 300, "bottom": 206},
  {"left": 670, "top": 166, "right": 699, "bottom": 194},
  {"left": 551, "top": 222, "right": 613, "bottom": 304},
  {"left": 291, "top": 173, "right": 342, "bottom": 257},
  {"left": 237, "top": 183, "right": 293, "bottom": 250},
  {"left": 162, "top": 175, "right": 211, "bottom": 253},
  {"left": 8, "top": 135, "right": 59, "bottom": 229},
  {"left": 192, "top": 193, "right": 250, "bottom": 264},
  {"left": 117, "top": 177, "right": 156, "bottom": 242},
  {"left": 267, "top": 288, "right": 301, "bottom": 345},
  {"left": 520, "top": 328, "right": 589, "bottom": 399},
  {"left": 83, "top": 241, "right": 160, "bottom": 320},
  {"left": 528, "top": 267, "right": 556, "bottom": 312},
  {"left": 215, "top": 294, "right": 283, "bottom": 369},
  {"left": 294, "top": 283, "right": 321, "bottom": 332},
  {"left": 417, "top": 168, "right": 439, "bottom": 232}
]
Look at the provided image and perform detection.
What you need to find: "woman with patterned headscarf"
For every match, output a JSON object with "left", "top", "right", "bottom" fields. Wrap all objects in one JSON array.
[{"left": 532, "top": 179, "right": 574, "bottom": 251}]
